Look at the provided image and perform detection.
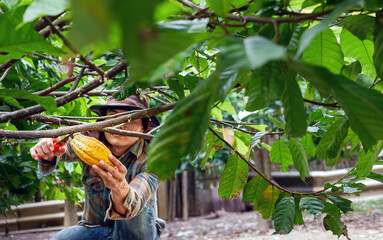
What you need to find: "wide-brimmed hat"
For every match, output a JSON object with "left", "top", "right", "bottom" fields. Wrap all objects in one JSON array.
[{"left": 90, "top": 93, "right": 160, "bottom": 128}]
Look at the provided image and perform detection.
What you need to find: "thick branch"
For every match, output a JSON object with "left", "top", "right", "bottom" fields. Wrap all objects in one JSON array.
[
  {"left": 0, "top": 61, "right": 127, "bottom": 123},
  {"left": 0, "top": 102, "right": 176, "bottom": 139},
  {"left": 0, "top": 59, "right": 18, "bottom": 73}
]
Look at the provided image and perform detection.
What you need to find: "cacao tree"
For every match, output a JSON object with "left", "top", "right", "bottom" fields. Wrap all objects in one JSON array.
[{"left": 1, "top": 0, "right": 383, "bottom": 238}]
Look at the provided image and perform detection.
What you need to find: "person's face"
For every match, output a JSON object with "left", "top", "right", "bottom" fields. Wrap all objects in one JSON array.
[{"left": 104, "top": 109, "right": 144, "bottom": 149}]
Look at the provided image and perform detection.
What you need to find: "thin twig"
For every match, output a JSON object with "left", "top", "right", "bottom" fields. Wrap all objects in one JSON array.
[
  {"left": 0, "top": 65, "right": 13, "bottom": 82},
  {"left": 147, "top": 123, "right": 164, "bottom": 134},
  {"left": 33, "top": 53, "right": 88, "bottom": 68},
  {"left": 145, "top": 93, "right": 168, "bottom": 105},
  {"left": 208, "top": 126, "right": 324, "bottom": 196},
  {"left": 304, "top": 98, "right": 340, "bottom": 108},
  {"left": 69, "top": 67, "right": 85, "bottom": 92}
]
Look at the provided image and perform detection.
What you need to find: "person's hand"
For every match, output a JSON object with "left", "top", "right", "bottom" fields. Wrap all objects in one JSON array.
[
  {"left": 30, "top": 138, "right": 67, "bottom": 161},
  {"left": 92, "top": 155, "right": 130, "bottom": 215}
]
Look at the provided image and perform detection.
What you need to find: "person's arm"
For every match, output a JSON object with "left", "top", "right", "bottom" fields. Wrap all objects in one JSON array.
[{"left": 93, "top": 154, "right": 158, "bottom": 220}]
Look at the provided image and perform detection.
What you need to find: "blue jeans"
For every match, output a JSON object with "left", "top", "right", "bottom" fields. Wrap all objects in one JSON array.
[{"left": 50, "top": 205, "right": 160, "bottom": 240}]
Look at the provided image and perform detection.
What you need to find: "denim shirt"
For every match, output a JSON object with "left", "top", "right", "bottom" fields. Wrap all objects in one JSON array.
[{"left": 38, "top": 134, "right": 159, "bottom": 227}]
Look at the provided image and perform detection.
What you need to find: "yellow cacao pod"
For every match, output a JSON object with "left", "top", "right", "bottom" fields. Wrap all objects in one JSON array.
[{"left": 70, "top": 134, "right": 114, "bottom": 167}]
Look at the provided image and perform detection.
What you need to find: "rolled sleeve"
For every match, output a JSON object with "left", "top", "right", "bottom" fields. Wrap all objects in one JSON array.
[{"left": 106, "top": 172, "right": 158, "bottom": 220}]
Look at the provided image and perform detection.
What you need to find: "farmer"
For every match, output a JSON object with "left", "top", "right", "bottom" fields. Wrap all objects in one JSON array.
[{"left": 30, "top": 93, "right": 165, "bottom": 240}]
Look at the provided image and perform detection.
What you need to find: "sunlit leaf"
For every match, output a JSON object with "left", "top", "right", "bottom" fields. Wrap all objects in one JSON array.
[
  {"left": 0, "top": 89, "right": 56, "bottom": 112},
  {"left": 243, "top": 174, "right": 269, "bottom": 202},
  {"left": 288, "top": 138, "right": 309, "bottom": 182},
  {"left": 256, "top": 185, "right": 280, "bottom": 219},
  {"left": 356, "top": 141, "right": 382, "bottom": 179},
  {"left": 23, "top": 0, "right": 70, "bottom": 23}
]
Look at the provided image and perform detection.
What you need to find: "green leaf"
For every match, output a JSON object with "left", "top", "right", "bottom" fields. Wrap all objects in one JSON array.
[
  {"left": 341, "top": 15, "right": 375, "bottom": 41},
  {"left": 220, "top": 36, "right": 286, "bottom": 71},
  {"left": 373, "top": 12, "right": 383, "bottom": 79},
  {"left": 272, "top": 196, "right": 295, "bottom": 234},
  {"left": 243, "top": 174, "right": 269, "bottom": 203},
  {"left": 218, "top": 154, "right": 248, "bottom": 200},
  {"left": 234, "top": 131, "right": 252, "bottom": 157},
  {"left": 250, "top": 131, "right": 269, "bottom": 148},
  {"left": 245, "top": 61, "right": 284, "bottom": 111},
  {"left": 0, "top": 89, "right": 56, "bottom": 112},
  {"left": 295, "top": 0, "right": 360, "bottom": 57},
  {"left": 340, "top": 28, "right": 376, "bottom": 79},
  {"left": 270, "top": 139, "right": 294, "bottom": 172},
  {"left": 322, "top": 201, "right": 341, "bottom": 218},
  {"left": 294, "top": 196, "right": 304, "bottom": 225},
  {"left": 302, "top": 27, "right": 344, "bottom": 74},
  {"left": 268, "top": 114, "right": 285, "bottom": 130},
  {"left": 206, "top": 0, "right": 231, "bottom": 17},
  {"left": 0, "top": 97, "right": 23, "bottom": 109},
  {"left": 293, "top": 61, "right": 383, "bottom": 150},
  {"left": 326, "top": 117, "right": 349, "bottom": 159},
  {"left": 367, "top": 172, "right": 383, "bottom": 183},
  {"left": 341, "top": 61, "right": 362, "bottom": 81},
  {"left": 282, "top": 70, "right": 307, "bottom": 137},
  {"left": 288, "top": 138, "right": 310, "bottom": 182},
  {"left": 315, "top": 117, "right": 343, "bottom": 164},
  {"left": 0, "top": 6, "right": 61, "bottom": 63},
  {"left": 128, "top": 32, "right": 208, "bottom": 81},
  {"left": 147, "top": 74, "right": 220, "bottom": 180},
  {"left": 158, "top": 19, "right": 209, "bottom": 33},
  {"left": 299, "top": 134, "right": 316, "bottom": 158},
  {"left": 356, "top": 141, "right": 382, "bottom": 179},
  {"left": 69, "top": 0, "right": 120, "bottom": 53},
  {"left": 23, "top": 0, "right": 70, "bottom": 23},
  {"left": 256, "top": 185, "right": 280, "bottom": 219},
  {"left": 322, "top": 193, "right": 353, "bottom": 214},
  {"left": 167, "top": 77, "right": 185, "bottom": 99},
  {"left": 299, "top": 196, "right": 325, "bottom": 215},
  {"left": 323, "top": 215, "right": 344, "bottom": 237},
  {"left": 217, "top": 101, "right": 236, "bottom": 115}
]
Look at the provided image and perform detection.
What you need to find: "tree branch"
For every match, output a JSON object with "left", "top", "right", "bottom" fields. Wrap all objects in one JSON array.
[
  {"left": 0, "top": 61, "right": 127, "bottom": 123},
  {"left": 177, "top": 0, "right": 334, "bottom": 24},
  {"left": 0, "top": 102, "right": 176, "bottom": 139},
  {"left": 208, "top": 126, "right": 323, "bottom": 196}
]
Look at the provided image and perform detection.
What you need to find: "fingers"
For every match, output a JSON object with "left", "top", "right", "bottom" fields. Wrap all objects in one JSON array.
[
  {"left": 108, "top": 155, "right": 127, "bottom": 174},
  {"left": 31, "top": 138, "right": 54, "bottom": 160}
]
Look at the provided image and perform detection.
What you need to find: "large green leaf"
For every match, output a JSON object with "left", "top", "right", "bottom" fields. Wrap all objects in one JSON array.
[
  {"left": 0, "top": 6, "right": 61, "bottom": 63},
  {"left": 293, "top": 61, "right": 383, "bottom": 150},
  {"left": 356, "top": 141, "right": 382, "bottom": 179},
  {"left": 299, "top": 134, "right": 316, "bottom": 158},
  {"left": 302, "top": 27, "right": 344, "bottom": 74},
  {"left": 69, "top": 0, "right": 120, "bottom": 53},
  {"left": 288, "top": 138, "right": 309, "bottom": 182},
  {"left": 295, "top": 0, "right": 360, "bottom": 58},
  {"left": 323, "top": 215, "right": 344, "bottom": 237},
  {"left": 256, "top": 185, "right": 280, "bottom": 219},
  {"left": 270, "top": 139, "right": 294, "bottom": 172},
  {"left": 23, "top": 0, "right": 70, "bottom": 22},
  {"left": 242, "top": 174, "right": 269, "bottom": 203},
  {"left": 299, "top": 196, "right": 325, "bottom": 215},
  {"left": 294, "top": 196, "right": 304, "bottom": 225},
  {"left": 373, "top": 12, "right": 383, "bottom": 79},
  {"left": 218, "top": 154, "right": 249, "bottom": 200},
  {"left": 340, "top": 28, "right": 376, "bottom": 79},
  {"left": 282, "top": 70, "right": 307, "bottom": 137},
  {"left": 158, "top": 19, "right": 209, "bottom": 33},
  {"left": 245, "top": 61, "right": 284, "bottom": 111},
  {"left": 0, "top": 89, "right": 57, "bottom": 112},
  {"left": 147, "top": 76, "right": 219, "bottom": 180},
  {"left": 272, "top": 196, "right": 295, "bottom": 234},
  {"left": 341, "top": 15, "right": 375, "bottom": 41}
]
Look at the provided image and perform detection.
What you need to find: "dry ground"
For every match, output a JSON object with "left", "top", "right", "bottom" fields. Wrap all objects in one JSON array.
[{"left": 2, "top": 198, "right": 383, "bottom": 240}]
